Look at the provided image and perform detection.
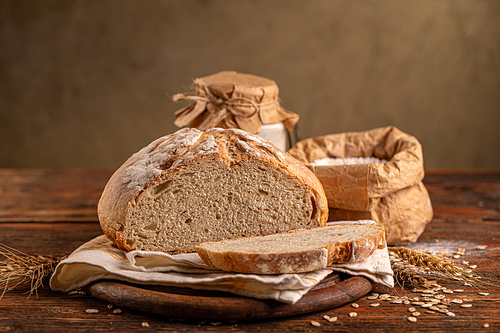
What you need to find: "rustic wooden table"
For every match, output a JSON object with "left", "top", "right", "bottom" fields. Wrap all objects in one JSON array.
[{"left": 0, "top": 169, "right": 498, "bottom": 332}]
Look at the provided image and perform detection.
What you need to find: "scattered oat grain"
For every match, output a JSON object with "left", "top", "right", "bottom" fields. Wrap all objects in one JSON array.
[
  {"left": 413, "top": 312, "right": 421, "bottom": 317},
  {"left": 407, "top": 316, "right": 417, "bottom": 322},
  {"left": 310, "top": 321, "right": 321, "bottom": 327},
  {"left": 349, "top": 312, "right": 357, "bottom": 317},
  {"left": 453, "top": 289, "right": 464, "bottom": 293},
  {"left": 478, "top": 292, "right": 489, "bottom": 296},
  {"left": 85, "top": 309, "right": 99, "bottom": 314},
  {"left": 351, "top": 303, "right": 359, "bottom": 308},
  {"left": 483, "top": 323, "right": 490, "bottom": 328},
  {"left": 141, "top": 322, "right": 149, "bottom": 327},
  {"left": 476, "top": 245, "right": 487, "bottom": 250},
  {"left": 113, "top": 308, "right": 122, "bottom": 314},
  {"left": 461, "top": 304, "right": 472, "bottom": 308},
  {"left": 323, "top": 315, "right": 337, "bottom": 322},
  {"left": 469, "top": 265, "right": 477, "bottom": 269},
  {"left": 446, "top": 312, "right": 456, "bottom": 317},
  {"left": 370, "top": 303, "right": 380, "bottom": 307},
  {"left": 426, "top": 310, "right": 436, "bottom": 314},
  {"left": 408, "top": 307, "right": 416, "bottom": 312}
]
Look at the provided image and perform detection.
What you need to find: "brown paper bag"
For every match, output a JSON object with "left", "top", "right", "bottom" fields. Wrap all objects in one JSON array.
[
  {"left": 288, "top": 126, "right": 433, "bottom": 245},
  {"left": 328, "top": 182, "right": 433, "bottom": 245}
]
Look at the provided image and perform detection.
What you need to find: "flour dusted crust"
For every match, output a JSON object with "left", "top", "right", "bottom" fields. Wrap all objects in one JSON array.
[
  {"left": 195, "top": 224, "right": 386, "bottom": 274},
  {"left": 98, "top": 127, "right": 328, "bottom": 253}
]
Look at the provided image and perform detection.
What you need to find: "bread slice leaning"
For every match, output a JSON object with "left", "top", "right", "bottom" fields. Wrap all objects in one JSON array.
[{"left": 195, "top": 223, "right": 386, "bottom": 274}]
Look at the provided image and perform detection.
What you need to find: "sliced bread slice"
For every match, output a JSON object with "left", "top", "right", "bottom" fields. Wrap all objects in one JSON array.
[{"left": 195, "top": 223, "right": 386, "bottom": 274}]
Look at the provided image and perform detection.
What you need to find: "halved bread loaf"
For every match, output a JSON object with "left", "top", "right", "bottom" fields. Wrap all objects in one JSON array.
[
  {"left": 195, "top": 223, "right": 385, "bottom": 274},
  {"left": 98, "top": 127, "right": 328, "bottom": 254}
]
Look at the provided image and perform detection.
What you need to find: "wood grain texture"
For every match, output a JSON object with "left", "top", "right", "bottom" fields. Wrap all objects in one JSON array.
[
  {"left": 0, "top": 169, "right": 112, "bottom": 222},
  {"left": 84, "top": 274, "right": 373, "bottom": 321},
  {"left": 0, "top": 169, "right": 499, "bottom": 332}
]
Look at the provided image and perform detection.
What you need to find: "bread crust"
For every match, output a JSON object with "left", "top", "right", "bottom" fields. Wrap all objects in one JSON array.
[
  {"left": 195, "top": 224, "right": 386, "bottom": 274},
  {"left": 98, "top": 127, "right": 328, "bottom": 253}
]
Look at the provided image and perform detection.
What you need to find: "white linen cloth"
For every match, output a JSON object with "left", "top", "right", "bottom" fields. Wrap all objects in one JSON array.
[{"left": 50, "top": 221, "right": 393, "bottom": 304}]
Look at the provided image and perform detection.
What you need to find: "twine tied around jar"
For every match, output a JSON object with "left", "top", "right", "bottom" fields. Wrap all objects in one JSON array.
[{"left": 172, "top": 71, "right": 299, "bottom": 134}]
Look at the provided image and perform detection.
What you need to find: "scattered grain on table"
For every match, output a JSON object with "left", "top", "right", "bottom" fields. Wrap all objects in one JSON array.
[{"left": 323, "top": 315, "right": 337, "bottom": 322}]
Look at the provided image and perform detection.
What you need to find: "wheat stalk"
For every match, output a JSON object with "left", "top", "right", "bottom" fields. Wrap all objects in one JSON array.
[
  {"left": 390, "top": 247, "right": 464, "bottom": 275},
  {"left": 0, "top": 243, "right": 64, "bottom": 299},
  {"left": 389, "top": 246, "right": 497, "bottom": 289},
  {"left": 391, "top": 262, "right": 436, "bottom": 289}
]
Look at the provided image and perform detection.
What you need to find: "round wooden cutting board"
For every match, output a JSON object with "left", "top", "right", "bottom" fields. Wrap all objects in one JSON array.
[{"left": 85, "top": 273, "right": 373, "bottom": 321}]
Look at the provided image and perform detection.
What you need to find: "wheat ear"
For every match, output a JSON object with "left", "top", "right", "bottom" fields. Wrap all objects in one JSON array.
[{"left": 0, "top": 243, "right": 64, "bottom": 299}]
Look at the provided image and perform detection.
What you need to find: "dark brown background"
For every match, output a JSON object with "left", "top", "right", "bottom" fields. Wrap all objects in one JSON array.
[{"left": 1, "top": 0, "right": 499, "bottom": 169}]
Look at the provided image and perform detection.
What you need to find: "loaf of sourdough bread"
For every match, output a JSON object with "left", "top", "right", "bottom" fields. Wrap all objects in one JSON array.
[
  {"left": 195, "top": 223, "right": 386, "bottom": 274},
  {"left": 98, "top": 127, "right": 328, "bottom": 253}
]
